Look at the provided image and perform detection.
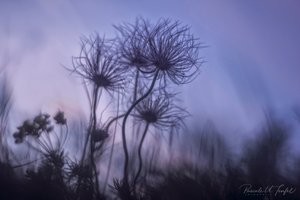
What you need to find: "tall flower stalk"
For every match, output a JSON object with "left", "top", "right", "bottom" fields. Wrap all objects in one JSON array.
[
  {"left": 120, "top": 70, "right": 159, "bottom": 187},
  {"left": 9, "top": 17, "right": 203, "bottom": 200},
  {"left": 70, "top": 33, "right": 126, "bottom": 198},
  {"left": 131, "top": 95, "right": 187, "bottom": 188},
  {"left": 66, "top": 17, "right": 201, "bottom": 198},
  {"left": 115, "top": 17, "right": 202, "bottom": 192}
]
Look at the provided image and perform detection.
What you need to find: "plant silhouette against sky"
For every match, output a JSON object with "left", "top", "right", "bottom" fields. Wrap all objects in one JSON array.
[{"left": 11, "top": 17, "right": 203, "bottom": 200}]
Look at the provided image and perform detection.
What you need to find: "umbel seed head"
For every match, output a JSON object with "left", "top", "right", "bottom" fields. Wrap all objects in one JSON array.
[
  {"left": 133, "top": 94, "right": 187, "bottom": 132},
  {"left": 71, "top": 34, "right": 127, "bottom": 93},
  {"left": 54, "top": 110, "right": 67, "bottom": 125},
  {"left": 140, "top": 110, "right": 158, "bottom": 123},
  {"left": 93, "top": 128, "right": 109, "bottom": 142}
]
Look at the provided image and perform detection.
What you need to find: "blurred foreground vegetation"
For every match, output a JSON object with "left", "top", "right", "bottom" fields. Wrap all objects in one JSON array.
[{"left": 1, "top": 95, "right": 299, "bottom": 199}]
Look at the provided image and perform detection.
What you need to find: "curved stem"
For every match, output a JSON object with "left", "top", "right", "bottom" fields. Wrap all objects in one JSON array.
[
  {"left": 36, "top": 137, "right": 51, "bottom": 153},
  {"left": 133, "top": 122, "right": 149, "bottom": 189},
  {"left": 25, "top": 140, "right": 43, "bottom": 154},
  {"left": 121, "top": 70, "right": 159, "bottom": 186},
  {"left": 105, "top": 113, "right": 125, "bottom": 132}
]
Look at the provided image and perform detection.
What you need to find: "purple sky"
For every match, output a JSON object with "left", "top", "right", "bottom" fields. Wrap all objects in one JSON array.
[{"left": 1, "top": 0, "right": 300, "bottom": 146}]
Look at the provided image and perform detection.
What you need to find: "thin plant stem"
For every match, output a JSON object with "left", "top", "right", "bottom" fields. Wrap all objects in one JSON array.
[
  {"left": 105, "top": 113, "right": 125, "bottom": 131},
  {"left": 12, "top": 158, "right": 41, "bottom": 169},
  {"left": 44, "top": 131, "right": 54, "bottom": 150},
  {"left": 90, "top": 86, "right": 101, "bottom": 198},
  {"left": 36, "top": 138, "right": 50, "bottom": 153},
  {"left": 80, "top": 87, "right": 102, "bottom": 164},
  {"left": 79, "top": 85, "right": 102, "bottom": 199},
  {"left": 133, "top": 122, "right": 149, "bottom": 189},
  {"left": 121, "top": 70, "right": 159, "bottom": 186}
]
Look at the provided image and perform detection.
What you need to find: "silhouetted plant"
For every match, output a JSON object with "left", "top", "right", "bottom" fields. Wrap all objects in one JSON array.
[
  {"left": 13, "top": 113, "right": 53, "bottom": 146},
  {"left": 116, "top": 17, "right": 202, "bottom": 85},
  {"left": 242, "top": 116, "right": 291, "bottom": 186},
  {"left": 4, "top": 17, "right": 299, "bottom": 200},
  {"left": 70, "top": 33, "right": 129, "bottom": 199},
  {"left": 71, "top": 34, "right": 126, "bottom": 94},
  {"left": 93, "top": 128, "right": 109, "bottom": 143},
  {"left": 132, "top": 94, "right": 186, "bottom": 132},
  {"left": 113, "top": 18, "right": 202, "bottom": 196},
  {"left": 131, "top": 94, "right": 187, "bottom": 189},
  {"left": 66, "top": 160, "right": 94, "bottom": 200},
  {"left": 54, "top": 110, "right": 67, "bottom": 125},
  {"left": 13, "top": 112, "right": 69, "bottom": 156}
]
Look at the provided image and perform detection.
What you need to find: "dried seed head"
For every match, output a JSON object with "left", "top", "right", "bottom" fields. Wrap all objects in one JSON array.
[
  {"left": 13, "top": 113, "right": 53, "bottom": 143},
  {"left": 133, "top": 94, "right": 187, "bottom": 132},
  {"left": 53, "top": 110, "right": 67, "bottom": 125},
  {"left": 116, "top": 17, "right": 202, "bottom": 85},
  {"left": 71, "top": 34, "right": 127, "bottom": 93},
  {"left": 93, "top": 128, "right": 109, "bottom": 142}
]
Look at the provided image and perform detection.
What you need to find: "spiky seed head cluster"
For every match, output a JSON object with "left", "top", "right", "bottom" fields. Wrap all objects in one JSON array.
[
  {"left": 132, "top": 95, "right": 187, "bottom": 132},
  {"left": 71, "top": 34, "right": 126, "bottom": 93},
  {"left": 45, "top": 150, "right": 65, "bottom": 169},
  {"left": 13, "top": 113, "right": 53, "bottom": 143},
  {"left": 115, "top": 19, "right": 151, "bottom": 71},
  {"left": 116, "top": 17, "right": 202, "bottom": 84},
  {"left": 67, "top": 161, "right": 92, "bottom": 180}
]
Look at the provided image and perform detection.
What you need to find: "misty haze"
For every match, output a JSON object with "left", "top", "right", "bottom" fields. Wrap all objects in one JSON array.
[{"left": 1, "top": 1, "right": 300, "bottom": 200}]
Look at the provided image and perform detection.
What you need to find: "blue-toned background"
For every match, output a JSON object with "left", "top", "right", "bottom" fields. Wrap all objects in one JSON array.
[{"left": 1, "top": 0, "right": 300, "bottom": 151}]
